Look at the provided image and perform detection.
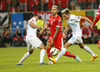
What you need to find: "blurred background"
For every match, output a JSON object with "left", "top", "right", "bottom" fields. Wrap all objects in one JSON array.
[{"left": 0, "top": 0, "right": 100, "bottom": 47}]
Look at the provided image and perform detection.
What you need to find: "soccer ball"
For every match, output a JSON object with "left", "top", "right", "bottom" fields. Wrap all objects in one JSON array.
[{"left": 50, "top": 47, "right": 59, "bottom": 56}]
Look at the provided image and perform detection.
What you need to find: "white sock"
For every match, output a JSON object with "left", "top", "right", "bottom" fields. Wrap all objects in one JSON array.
[
  {"left": 84, "top": 45, "right": 95, "bottom": 56},
  {"left": 55, "top": 48, "right": 66, "bottom": 61},
  {"left": 39, "top": 49, "right": 46, "bottom": 63},
  {"left": 18, "top": 52, "right": 30, "bottom": 64}
]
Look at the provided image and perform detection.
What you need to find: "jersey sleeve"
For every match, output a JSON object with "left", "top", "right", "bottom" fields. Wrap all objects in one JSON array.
[
  {"left": 29, "top": 18, "right": 37, "bottom": 25},
  {"left": 73, "top": 15, "right": 81, "bottom": 21},
  {"left": 56, "top": 19, "right": 62, "bottom": 28}
]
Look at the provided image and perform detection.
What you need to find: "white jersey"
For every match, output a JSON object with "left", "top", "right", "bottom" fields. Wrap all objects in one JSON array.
[
  {"left": 26, "top": 18, "right": 37, "bottom": 37},
  {"left": 67, "top": 14, "right": 82, "bottom": 37}
]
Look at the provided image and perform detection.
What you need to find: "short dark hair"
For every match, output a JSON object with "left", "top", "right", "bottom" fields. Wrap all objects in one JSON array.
[
  {"left": 61, "top": 8, "right": 70, "bottom": 15},
  {"left": 30, "top": 14, "right": 38, "bottom": 18}
]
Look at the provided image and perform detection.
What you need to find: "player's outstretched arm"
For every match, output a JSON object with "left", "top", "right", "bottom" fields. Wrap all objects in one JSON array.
[
  {"left": 63, "top": 25, "right": 70, "bottom": 34},
  {"left": 39, "top": 24, "right": 48, "bottom": 35},
  {"left": 29, "top": 21, "right": 42, "bottom": 30},
  {"left": 81, "top": 16, "right": 93, "bottom": 24},
  {"left": 63, "top": 25, "right": 70, "bottom": 38}
]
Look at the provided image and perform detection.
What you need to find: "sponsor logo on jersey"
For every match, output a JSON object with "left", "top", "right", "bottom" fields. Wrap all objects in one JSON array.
[{"left": 58, "top": 19, "right": 61, "bottom": 24}]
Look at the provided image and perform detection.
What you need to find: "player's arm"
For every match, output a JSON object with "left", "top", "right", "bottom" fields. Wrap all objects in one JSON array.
[
  {"left": 53, "top": 27, "right": 60, "bottom": 40},
  {"left": 29, "top": 21, "right": 42, "bottom": 30},
  {"left": 81, "top": 16, "right": 93, "bottom": 24},
  {"left": 39, "top": 21, "right": 50, "bottom": 35},
  {"left": 39, "top": 23, "right": 48, "bottom": 35},
  {"left": 63, "top": 25, "right": 70, "bottom": 38},
  {"left": 63, "top": 25, "right": 70, "bottom": 34}
]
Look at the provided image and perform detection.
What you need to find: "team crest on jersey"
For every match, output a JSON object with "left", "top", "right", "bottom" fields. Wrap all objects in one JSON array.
[
  {"left": 32, "top": 19, "right": 34, "bottom": 22},
  {"left": 58, "top": 19, "right": 61, "bottom": 24}
]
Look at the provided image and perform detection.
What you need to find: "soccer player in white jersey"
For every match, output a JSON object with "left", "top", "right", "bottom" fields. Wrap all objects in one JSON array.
[
  {"left": 16, "top": 14, "right": 48, "bottom": 65},
  {"left": 49, "top": 8, "right": 98, "bottom": 64}
]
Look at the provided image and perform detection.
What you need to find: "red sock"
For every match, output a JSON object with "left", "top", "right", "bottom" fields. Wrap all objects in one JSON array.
[
  {"left": 46, "top": 48, "right": 52, "bottom": 60},
  {"left": 64, "top": 51, "right": 75, "bottom": 58}
]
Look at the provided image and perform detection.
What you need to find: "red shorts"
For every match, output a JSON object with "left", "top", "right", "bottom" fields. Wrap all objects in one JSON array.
[
  {"left": 47, "top": 36, "right": 64, "bottom": 50},
  {"left": 98, "top": 38, "right": 100, "bottom": 45}
]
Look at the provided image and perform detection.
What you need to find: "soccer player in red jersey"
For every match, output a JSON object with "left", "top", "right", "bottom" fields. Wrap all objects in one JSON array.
[
  {"left": 92, "top": 4, "right": 100, "bottom": 49},
  {"left": 92, "top": 4, "right": 100, "bottom": 27},
  {"left": 46, "top": 5, "right": 82, "bottom": 64}
]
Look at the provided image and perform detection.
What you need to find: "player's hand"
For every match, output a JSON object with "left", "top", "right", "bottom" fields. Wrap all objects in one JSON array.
[
  {"left": 63, "top": 33, "right": 66, "bottom": 38},
  {"left": 91, "top": 25, "right": 95, "bottom": 30},
  {"left": 46, "top": 21, "right": 50, "bottom": 25},
  {"left": 51, "top": 39, "right": 54, "bottom": 46},
  {"left": 38, "top": 27, "right": 42, "bottom": 30}
]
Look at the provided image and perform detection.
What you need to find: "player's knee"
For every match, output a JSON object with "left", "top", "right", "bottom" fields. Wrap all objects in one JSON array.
[
  {"left": 79, "top": 45, "right": 84, "bottom": 49},
  {"left": 79, "top": 44, "right": 84, "bottom": 49},
  {"left": 29, "top": 49, "right": 33, "bottom": 54}
]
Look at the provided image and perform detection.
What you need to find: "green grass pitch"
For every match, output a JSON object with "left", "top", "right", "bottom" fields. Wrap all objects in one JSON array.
[{"left": 0, "top": 44, "right": 100, "bottom": 72}]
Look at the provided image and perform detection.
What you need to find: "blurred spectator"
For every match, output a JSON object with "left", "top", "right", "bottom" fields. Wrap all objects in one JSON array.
[
  {"left": 10, "top": 5, "right": 16, "bottom": 12},
  {"left": 92, "top": 26, "right": 99, "bottom": 43},
  {"left": 88, "top": 25, "right": 94, "bottom": 37},
  {"left": 86, "top": 0, "right": 91, "bottom": 10},
  {"left": 78, "top": 0, "right": 86, "bottom": 10},
  {"left": 23, "top": 28, "right": 27, "bottom": 46},
  {"left": 29, "top": 0, "right": 34, "bottom": 11},
  {"left": 68, "top": 1, "right": 77, "bottom": 10},
  {"left": 19, "top": 0, "right": 27, "bottom": 11},
  {"left": 55, "top": 0, "right": 58, "bottom": 5},
  {"left": 0, "top": 34, "right": 5, "bottom": 47},
  {"left": 38, "top": 0, "right": 42, "bottom": 11},
  {"left": 37, "top": 16, "right": 44, "bottom": 28},
  {"left": 16, "top": 6, "right": 21, "bottom": 12},
  {"left": 31, "top": 0, "right": 39, "bottom": 11},
  {"left": 47, "top": 0, "right": 54, "bottom": 11},
  {"left": 3, "top": 28, "right": 12, "bottom": 47},
  {"left": 11, "top": 0, "right": 20, "bottom": 8},
  {"left": 43, "top": 0, "right": 48, "bottom": 11},
  {"left": 58, "top": 0, "right": 61, "bottom": 10},
  {"left": 12, "top": 29, "right": 23, "bottom": 47},
  {"left": 0, "top": 0, "right": 7, "bottom": 12},
  {"left": 82, "top": 24, "right": 91, "bottom": 44},
  {"left": 98, "top": 38, "right": 100, "bottom": 49},
  {"left": 97, "top": 0, "right": 100, "bottom": 7},
  {"left": 60, "top": 0, "right": 68, "bottom": 10},
  {"left": 91, "top": 0, "right": 97, "bottom": 9}
]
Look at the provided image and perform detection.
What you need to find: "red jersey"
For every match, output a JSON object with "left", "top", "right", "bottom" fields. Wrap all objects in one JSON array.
[{"left": 49, "top": 15, "right": 62, "bottom": 38}]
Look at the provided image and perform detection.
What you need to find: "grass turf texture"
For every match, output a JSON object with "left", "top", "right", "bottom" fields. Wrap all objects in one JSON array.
[{"left": 0, "top": 44, "right": 100, "bottom": 72}]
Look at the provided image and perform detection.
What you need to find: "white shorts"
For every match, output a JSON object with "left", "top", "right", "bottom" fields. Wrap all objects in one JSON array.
[
  {"left": 26, "top": 36, "right": 42, "bottom": 51},
  {"left": 68, "top": 36, "right": 83, "bottom": 44}
]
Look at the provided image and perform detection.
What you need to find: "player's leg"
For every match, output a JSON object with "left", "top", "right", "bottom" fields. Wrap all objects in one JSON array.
[
  {"left": 56, "top": 38, "right": 76, "bottom": 58},
  {"left": 49, "top": 36, "right": 82, "bottom": 63},
  {"left": 78, "top": 43, "right": 98, "bottom": 61},
  {"left": 49, "top": 42, "right": 71, "bottom": 64},
  {"left": 38, "top": 43, "right": 46, "bottom": 64},
  {"left": 46, "top": 37, "right": 52, "bottom": 59},
  {"left": 16, "top": 41, "right": 33, "bottom": 65}
]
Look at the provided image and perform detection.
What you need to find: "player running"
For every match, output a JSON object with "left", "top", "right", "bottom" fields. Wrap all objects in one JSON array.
[
  {"left": 16, "top": 14, "right": 47, "bottom": 65},
  {"left": 46, "top": 5, "right": 82, "bottom": 64},
  {"left": 92, "top": 4, "right": 100, "bottom": 27},
  {"left": 92, "top": 4, "right": 100, "bottom": 49},
  {"left": 49, "top": 8, "right": 98, "bottom": 64}
]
